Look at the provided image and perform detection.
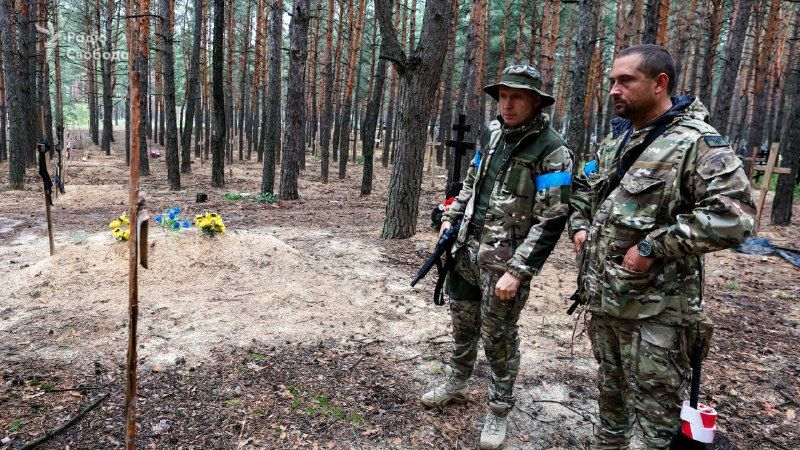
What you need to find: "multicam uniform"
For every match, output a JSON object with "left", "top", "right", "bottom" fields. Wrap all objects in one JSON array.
[
  {"left": 569, "top": 97, "right": 755, "bottom": 449},
  {"left": 442, "top": 112, "right": 573, "bottom": 412}
]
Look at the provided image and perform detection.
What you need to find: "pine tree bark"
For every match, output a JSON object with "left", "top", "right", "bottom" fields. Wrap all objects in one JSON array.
[
  {"left": 437, "top": 0, "right": 458, "bottom": 168},
  {"left": 337, "top": 0, "right": 367, "bottom": 179},
  {"left": 712, "top": 0, "right": 754, "bottom": 134},
  {"left": 248, "top": 0, "right": 265, "bottom": 159},
  {"left": 698, "top": 0, "right": 723, "bottom": 102},
  {"left": 745, "top": 0, "right": 781, "bottom": 173},
  {"left": 211, "top": 0, "right": 226, "bottom": 187},
  {"left": 260, "top": 0, "right": 283, "bottom": 194},
  {"left": 0, "top": 37, "right": 6, "bottom": 163},
  {"left": 137, "top": 0, "right": 151, "bottom": 175},
  {"left": 319, "top": 0, "right": 336, "bottom": 182},
  {"left": 0, "top": 3, "right": 25, "bottom": 187},
  {"left": 376, "top": 0, "right": 453, "bottom": 238},
  {"left": 566, "top": 0, "right": 601, "bottom": 153},
  {"left": 162, "top": 0, "right": 180, "bottom": 190},
  {"left": 279, "top": 0, "right": 310, "bottom": 200},
  {"left": 770, "top": 63, "right": 799, "bottom": 224},
  {"left": 331, "top": 0, "right": 353, "bottom": 163},
  {"left": 101, "top": 0, "right": 114, "bottom": 155},
  {"left": 53, "top": 5, "right": 64, "bottom": 149},
  {"left": 238, "top": 0, "right": 253, "bottom": 161},
  {"left": 181, "top": 0, "right": 203, "bottom": 173},
  {"left": 361, "top": 59, "right": 386, "bottom": 195},
  {"left": 539, "top": 0, "right": 562, "bottom": 95}
]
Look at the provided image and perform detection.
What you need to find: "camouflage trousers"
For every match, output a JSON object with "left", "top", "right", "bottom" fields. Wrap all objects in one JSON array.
[
  {"left": 446, "top": 237, "right": 531, "bottom": 412},
  {"left": 588, "top": 314, "right": 712, "bottom": 450}
]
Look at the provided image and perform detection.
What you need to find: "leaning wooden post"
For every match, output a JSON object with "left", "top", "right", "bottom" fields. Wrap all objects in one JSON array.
[
  {"left": 124, "top": 4, "right": 146, "bottom": 448},
  {"left": 37, "top": 107, "right": 55, "bottom": 256}
]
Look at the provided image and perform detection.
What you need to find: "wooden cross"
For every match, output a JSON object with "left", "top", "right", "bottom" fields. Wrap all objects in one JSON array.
[
  {"left": 445, "top": 114, "right": 475, "bottom": 188},
  {"left": 752, "top": 147, "right": 792, "bottom": 234}
]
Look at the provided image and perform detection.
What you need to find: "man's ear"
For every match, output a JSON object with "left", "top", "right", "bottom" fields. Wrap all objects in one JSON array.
[{"left": 654, "top": 72, "right": 670, "bottom": 95}]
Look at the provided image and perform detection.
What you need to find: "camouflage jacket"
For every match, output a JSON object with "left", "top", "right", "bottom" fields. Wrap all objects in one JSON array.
[
  {"left": 443, "top": 113, "right": 573, "bottom": 279},
  {"left": 569, "top": 97, "right": 755, "bottom": 324}
]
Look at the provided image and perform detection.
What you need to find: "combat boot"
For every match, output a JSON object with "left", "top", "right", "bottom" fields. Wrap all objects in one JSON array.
[
  {"left": 479, "top": 406, "right": 509, "bottom": 450},
  {"left": 420, "top": 366, "right": 468, "bottom": 407}
]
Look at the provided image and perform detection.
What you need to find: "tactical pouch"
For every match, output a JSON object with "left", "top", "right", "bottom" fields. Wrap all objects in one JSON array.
[{"left": 601, "top": 259, "right": 667, "bottom": 319}]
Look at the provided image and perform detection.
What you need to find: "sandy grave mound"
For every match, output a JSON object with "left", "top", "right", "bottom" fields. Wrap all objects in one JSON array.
[{"left": 0, "top": 226, "right": 437, "bottom": 368}]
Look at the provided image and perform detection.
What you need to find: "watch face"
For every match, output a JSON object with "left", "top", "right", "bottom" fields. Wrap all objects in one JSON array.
[{"left": 637, "top": 241, "right": 653, "bottom": 257}]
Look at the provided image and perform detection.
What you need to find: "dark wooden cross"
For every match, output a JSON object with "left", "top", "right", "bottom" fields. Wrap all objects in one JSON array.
[{"left": 445, "top": 114, "right": 475, "bottom": 190}]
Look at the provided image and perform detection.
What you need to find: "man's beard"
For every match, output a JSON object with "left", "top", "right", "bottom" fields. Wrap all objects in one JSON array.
[{"left": 613, "top": 100, "right": 635, "bottom": 118}]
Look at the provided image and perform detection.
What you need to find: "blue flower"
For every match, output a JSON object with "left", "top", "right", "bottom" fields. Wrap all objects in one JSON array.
[
  {"left": 182, "top": 220, "right": 190, "bottom": 228},
  {"left": 171, "top": 207, "right": 182, "bottom": 214},
  {"left": 171, "top": 221, "right": 180, "bottom": 229},
  {"left": 155, "top": 215, "right": 163, "bottom": 223},
  {"left": 167, "top": 212, "right": 176, "bottom": 220}
]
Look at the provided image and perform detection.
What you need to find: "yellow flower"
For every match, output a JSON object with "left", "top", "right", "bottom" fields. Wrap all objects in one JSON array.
[
  {"left": 119, "top": 213, "right": 130, "bottom": 225},
  {"left": 109, "top": 219, "right": 121, "bottom": 229}
]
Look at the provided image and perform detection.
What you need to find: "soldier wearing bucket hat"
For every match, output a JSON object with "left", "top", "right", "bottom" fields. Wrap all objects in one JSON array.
[{"left": 420, "top": 64, "right": 573, "bottom": 450}]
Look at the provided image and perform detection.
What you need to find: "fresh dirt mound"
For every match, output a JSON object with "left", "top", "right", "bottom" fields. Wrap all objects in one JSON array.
[{"left": 0, "top": 226, "right": 440, "bottom": 369}]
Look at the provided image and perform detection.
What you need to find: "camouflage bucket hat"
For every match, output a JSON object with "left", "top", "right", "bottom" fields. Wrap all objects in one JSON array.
[{"left": 483, "top": 65, "right": 555, "bottom": 108}]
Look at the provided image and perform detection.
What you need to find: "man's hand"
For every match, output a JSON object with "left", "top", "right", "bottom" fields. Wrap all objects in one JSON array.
[
  {"left": 621, "top": 246, "right": 655, "bottom": 272},
  {"left": 439, "top": 220, "right": 452, "bottom": 238},
  {"left": 495, "top": 272, "right": 522, "bottom": 300},
  {"left": 572, "top": 230, "right": 587, "bottom": 253}
]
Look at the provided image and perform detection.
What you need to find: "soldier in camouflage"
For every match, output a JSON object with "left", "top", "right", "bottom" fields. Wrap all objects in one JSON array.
[
  {"left": 421, "top": 65, "right": 573, "bottom": 450},
  {"left": 569, "top": 45, "right": 755, "bottom": 449}
]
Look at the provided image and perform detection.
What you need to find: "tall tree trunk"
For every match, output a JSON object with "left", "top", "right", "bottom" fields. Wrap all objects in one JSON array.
[
  {"left": 376, "top": 0, "right": 453, "bottom": 238},
  {"left": 745, "top": 0, "right": 781, "bottom": 173},
  {"left": 361, "top": 58, "right": 386, "bottom": 195},
  {"left": 437, "top": 0, "right": 458, "bottom": 168},
  {"left": 0, "top": 3, "right": 24, "bottom": 187},
  {"left": 770, "top": 48, "right": 800, "bottom": 225},
  {"left": 0, "top": 36, "right": 6, "bottom": 163},
  {"left": 539, "top": 0, "right": 562, "bottom": 95},
  {"left": 53, "top": 5, "right": 64, "bottom": 150},
  {"left": 331, "top": 0, "right": 352, "bottom": 164},
  {"left": 566, "top": 0, "right": 601, "bottom": 153},
  {"left": 495, "top": 0, "right": 511, "bottom": 78},
  {"left": 279, "top": 0, "right": 310, "bottom": 199},
  {"left": 337, "top": 0, "right": 367, "bottom": 179},
  {"left": 181, "top": 0, "right": 203, "bottom": 173},
  {"left": 238, "top": 0, "right": 253, "bottom": 161},
  {"left": 260, "top": 0, "right": 283, "bottom": 194},
  {"left": 712, "top": 0, "right": 754, "bottom": 134},
  {"left": 698, "top": 0, "right": 723, "bottom": 102},
  {"left": 512, "top": 0, "right": 528, "bottom": 64},
  {"left": 211, "top": 0, "right": 226, "bottom": 186},
  {"left": 162, "top": 0, "right": 180, "bottom": 190},
  {"left": 248, "top": 0, "right": 265, "bottom": 159},
  {"left": 101, "top": 0, "right": 115, "bottom": 155},
  {"left": 138, "top": 0, "right": 151, "bottom": 175},
  {"left": 319, "top": 0, "right": 336, "bottom": 182}
]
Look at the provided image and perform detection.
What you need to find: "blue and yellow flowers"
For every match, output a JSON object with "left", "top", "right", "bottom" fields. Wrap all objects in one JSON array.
[
  {"left": 155, "top": 206, "right": 188, "bottom": 232},
  {"left": 109, "top": 212, "right": 131, "bottom": 241},
  {"left": 194, "top": 212, "right": 226, "bottom": 236}
]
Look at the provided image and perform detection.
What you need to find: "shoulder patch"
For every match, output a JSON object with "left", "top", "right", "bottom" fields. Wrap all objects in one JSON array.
[{"left": 702, "top": 135, "right": 729, "bottom": 148}]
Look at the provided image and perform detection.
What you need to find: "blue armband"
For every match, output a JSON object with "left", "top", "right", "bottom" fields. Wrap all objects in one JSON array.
[
  {"left": 472, "top": 150, "right": 481, "bottom": 167},
  {"left": 534, "top": 171, "right": 572, "bottom": 191},
  {"left": 583, "top": 160, "right": 598, "bottom": 176}
]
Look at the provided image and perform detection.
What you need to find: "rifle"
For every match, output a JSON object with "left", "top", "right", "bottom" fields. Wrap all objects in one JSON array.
[
  {"left": 669, "top": 336, "right": 712, "bottom": 450},
  {"left": 410, "top": 220, "right": 461, "bottom": 306},
  {"left": 567, "top": 240, "right": 589, "bottom": 315}
]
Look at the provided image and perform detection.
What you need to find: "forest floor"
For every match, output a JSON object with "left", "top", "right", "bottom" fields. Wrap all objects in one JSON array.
[{"left": 0, "top": 131, "right": 798, "bottom": 450}]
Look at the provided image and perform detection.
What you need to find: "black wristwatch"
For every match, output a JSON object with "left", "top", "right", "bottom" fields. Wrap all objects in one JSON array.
[{"left": 637, "top": 240, "right": 655, "bottom": 258}]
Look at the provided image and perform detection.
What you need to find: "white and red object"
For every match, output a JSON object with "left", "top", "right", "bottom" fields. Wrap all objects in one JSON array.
[{"left": 678, "top": 400, "right": 718, "bottom": 444}]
